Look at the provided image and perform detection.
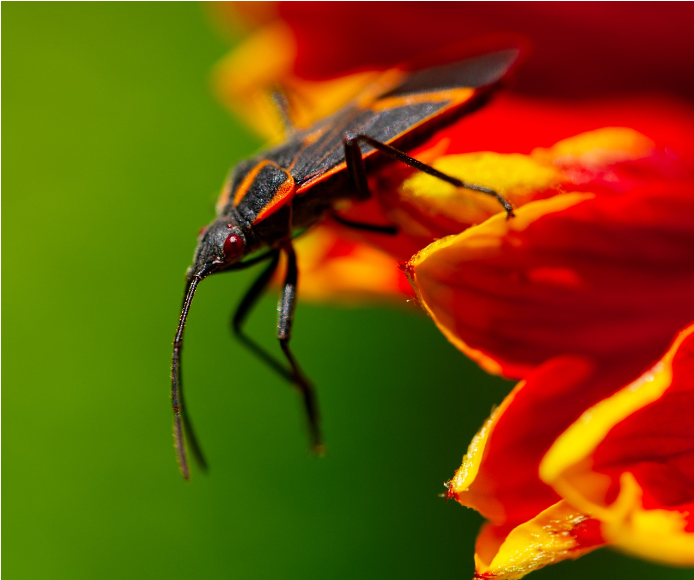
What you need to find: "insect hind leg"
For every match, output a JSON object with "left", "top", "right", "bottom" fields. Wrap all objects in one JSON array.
[{"left": 343, "top": 132, "right": 515, "bottom": 219}]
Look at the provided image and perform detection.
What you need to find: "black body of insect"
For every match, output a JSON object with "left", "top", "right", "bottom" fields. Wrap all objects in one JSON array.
[{"left": 172, "top": 47, "right": 521, "bottom": 479}]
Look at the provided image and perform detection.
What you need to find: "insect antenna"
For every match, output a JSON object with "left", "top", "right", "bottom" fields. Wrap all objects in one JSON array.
[{"left": 171, "top": 272, "right": 210, "bottom": 480}]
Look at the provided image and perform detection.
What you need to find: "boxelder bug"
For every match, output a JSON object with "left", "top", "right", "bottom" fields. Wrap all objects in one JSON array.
[{"left": 172, "top": 46, "right": 521, "bottom": 479}]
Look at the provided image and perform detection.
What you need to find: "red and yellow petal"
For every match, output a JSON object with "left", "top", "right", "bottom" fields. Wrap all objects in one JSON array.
[
  {"left": 447, "top": 356, "right": 639, "bottom": 526},
  {"left": 449, "top": 325, "right": 694, "bottom": 578},
  {"left": 362, "top": 96, "right": 694, "bottom": 273},
  {"left": 448, "top": 325, "right": 694, "bottom": 578},
  {"left": 406, "top": 168, "right": 694, "bottom": 378},
  {"left": 541, "top": 324, "right": 694, "bottom": 565},
  {"left": 447, "top": 356, "right": 614, "bottom": 578},
  {"left": 472, "top": 502, "right": 604, "bottom": 580}
]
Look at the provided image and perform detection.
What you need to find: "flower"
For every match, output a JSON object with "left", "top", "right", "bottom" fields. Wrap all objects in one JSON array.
[
  {"left": 445, "top": 323, "right": 694, "bottom": 578},
  {"left": 210, "top": 4, "right": 694, "bottom": 577},
  {"left": 403, "top": 102, "right": 694, "bottom": 377},
  {"left": 402, "top": 99, "right": 694, "bottom": 577}
]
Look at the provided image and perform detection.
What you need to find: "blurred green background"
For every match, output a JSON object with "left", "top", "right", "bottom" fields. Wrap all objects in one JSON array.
[{"left": 3, "top": 4, "right": 693, "bottom": 580}]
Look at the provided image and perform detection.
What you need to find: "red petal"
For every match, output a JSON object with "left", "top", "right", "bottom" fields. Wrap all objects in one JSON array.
[
  {"left": 272, "top": 3, "right": 694, "bottom": 100},
  {"left": 408, "top": 182, "right": 694, "bottom": 379}
]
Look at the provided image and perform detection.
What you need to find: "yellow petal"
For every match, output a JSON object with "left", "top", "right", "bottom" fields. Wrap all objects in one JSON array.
[
  {"left": 400, "top": 152, "right": 561, "bottom": 227},
  {"left": 213, "top": 21, "right": 297, "bottom": 142},
  {"left": 473, "top": 501, "right": 603, "bottom": 580}
]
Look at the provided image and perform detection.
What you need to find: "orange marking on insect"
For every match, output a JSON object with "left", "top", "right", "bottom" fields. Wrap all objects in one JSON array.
[
  {"left": 370, "top": 87, "right": 474, "bottom": 112},
  {"left": 295, "top": 162, "right": 347, "bottom": 195},
  {"left": 297, "top": 90, "right": 477, "bottom": 195},
  {"left": 253, "top": 172, "right": 296, "bottom": 223},
  {"left": 233, "top": 160, "right": 272, "bottom": 207}
]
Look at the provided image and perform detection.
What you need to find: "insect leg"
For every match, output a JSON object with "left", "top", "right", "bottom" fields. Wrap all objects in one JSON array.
[
  {"left": 336, "top": 134, "right": 400, "bottom": 234},
  {"left": 330, "top": 212, "right": 398, "bottom": 235},
  {"left": 231, "top": 250, "right": 294, "bottom": 382},
  {"left": 278, "top": 240, "right": 324, "bottom": 454},
  {"left": 343, "top": 133, "right": 372, "bottom": 200},
  {"left": 344, "top": 132, "right": 515, "bottom": 219},
  {"left": 270, "top": 87, "right": 296, "bottom": 137}
]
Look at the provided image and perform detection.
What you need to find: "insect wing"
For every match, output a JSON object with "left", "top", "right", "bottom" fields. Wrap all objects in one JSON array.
[
  {"left": 377, "top": 48, "right": 520, "bottom": 99},
  {"left": 292, "top": 48, "right": 520, "bottom": 191}
]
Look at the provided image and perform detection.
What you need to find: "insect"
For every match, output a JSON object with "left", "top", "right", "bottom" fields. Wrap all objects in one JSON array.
[{"left": 172, "top": 46, "right": 521, "bottom": 479}]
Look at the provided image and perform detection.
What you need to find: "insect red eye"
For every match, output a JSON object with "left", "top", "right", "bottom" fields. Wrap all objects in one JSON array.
[{"left": 223, "top": 234, "right": 244, "bottom": 260}]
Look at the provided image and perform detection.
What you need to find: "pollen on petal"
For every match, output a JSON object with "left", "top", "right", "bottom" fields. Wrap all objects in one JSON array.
[{"left": 473, "top": 501, "right": 605, "bottom": 580}]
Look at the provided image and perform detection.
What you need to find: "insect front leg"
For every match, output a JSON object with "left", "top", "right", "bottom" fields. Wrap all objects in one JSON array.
[
  {"left": 278, "top": 241, "right": 324, "bottom": 454},
  {"left": 344, "top": 132, "right": 515, "bottom": 219},
  {"left": 231, "top": 250, "right": 295, "bottom": 382}
]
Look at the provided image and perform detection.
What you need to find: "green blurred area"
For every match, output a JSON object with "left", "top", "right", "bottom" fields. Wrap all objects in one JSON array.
[{"left": 3, "top": 4, "right": 692, "bottom": 580}]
